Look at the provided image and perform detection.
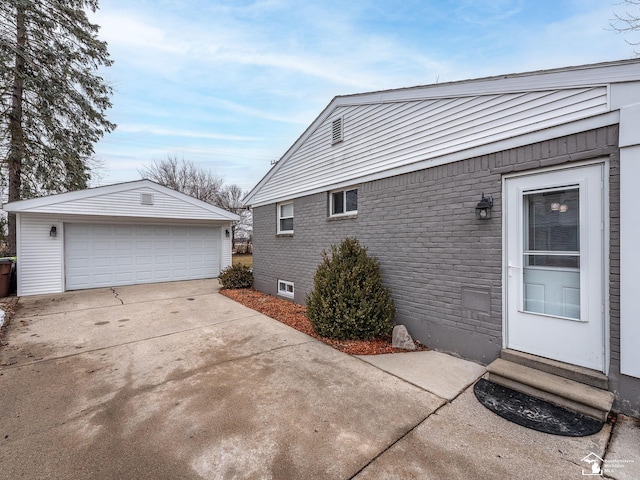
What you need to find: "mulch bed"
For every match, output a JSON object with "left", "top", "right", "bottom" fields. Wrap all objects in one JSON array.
[{"left": 220, "top": 288, "right": 427, "bottom": 355}]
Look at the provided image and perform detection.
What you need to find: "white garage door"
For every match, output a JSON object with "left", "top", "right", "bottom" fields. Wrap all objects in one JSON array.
[{"left": 65, "top": 224, "right": 220, "bottom": 290}]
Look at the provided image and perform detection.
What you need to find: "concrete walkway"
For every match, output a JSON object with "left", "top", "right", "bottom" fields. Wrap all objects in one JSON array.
[
  {"left": 0, "top": 280, "right": 638, "bottom": 479},
  {"left": 356, "top": 352, "right": 640, "bottom": 480}
]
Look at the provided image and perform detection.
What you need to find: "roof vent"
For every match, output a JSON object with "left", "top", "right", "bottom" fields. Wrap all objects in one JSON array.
[
  {"left": 331, "top": 117, "right": 343, "bottom": 145},
  {"left": 140, "top": 193, "right": 154, "bottom": 205}
]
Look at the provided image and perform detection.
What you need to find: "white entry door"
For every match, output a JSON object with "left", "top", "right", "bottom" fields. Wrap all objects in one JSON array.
[{"left": 504, "top": 164, "right": 605, "bottom": 371}]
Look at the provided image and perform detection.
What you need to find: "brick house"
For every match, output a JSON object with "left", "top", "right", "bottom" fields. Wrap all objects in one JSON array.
[{"left": 244, "top": 59, "right": 640, "bottom": 417}]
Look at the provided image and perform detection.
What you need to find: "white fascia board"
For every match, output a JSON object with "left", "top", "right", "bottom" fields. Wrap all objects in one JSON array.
[
  {"left": 336, "top": 59, "right": 640, "bottom": 105},
  {"left": 248, "top": 111, "right": 619, "bottom": 208}
]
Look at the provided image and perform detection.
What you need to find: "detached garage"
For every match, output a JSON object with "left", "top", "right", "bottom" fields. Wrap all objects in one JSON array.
[{"left": 3, "top": 180, "right": 240, "bottom": 296}]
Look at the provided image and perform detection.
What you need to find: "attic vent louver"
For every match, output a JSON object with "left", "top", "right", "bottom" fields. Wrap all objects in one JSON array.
[
  {"left": 331, "top": 117, "right": 343, "bottom": 145},
  {"left": 140, "top": 193, "right": 154, "bottom": 205}
]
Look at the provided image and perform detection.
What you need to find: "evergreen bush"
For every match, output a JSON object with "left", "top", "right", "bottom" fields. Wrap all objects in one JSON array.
[
  {"left": 219, "top": 264, "right": 253, "bottom": 289},
  {"left": 306, "top": 237, "right": 396, "bottom": 340}
]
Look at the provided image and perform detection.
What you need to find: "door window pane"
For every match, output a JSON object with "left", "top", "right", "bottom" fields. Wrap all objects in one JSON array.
[
  {"left": 527, "top": 189, "right": 579, "bottom": 251},
  {"left": 523, "top": 188, "right": 580, "bottom": 320}
]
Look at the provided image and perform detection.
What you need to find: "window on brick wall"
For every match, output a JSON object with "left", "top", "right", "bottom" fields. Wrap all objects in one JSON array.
[
  {"left": 278, "top": 280, "right": 294, "bottom": 298},
  {"left": 330, "top": 188, "right": 358, "bottom": 217},
  {"left": 277, "top": 201, "right": 293, "bottom": 234}
]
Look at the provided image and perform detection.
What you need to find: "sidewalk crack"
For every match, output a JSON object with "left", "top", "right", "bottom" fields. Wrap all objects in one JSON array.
[{"left": 111, "top": 287, "right": 124, "bottom": 305}]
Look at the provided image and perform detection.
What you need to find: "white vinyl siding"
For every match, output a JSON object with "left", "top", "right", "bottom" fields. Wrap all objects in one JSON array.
[
  {"left": 6, "top": 181, "right": 238, "bottom": 296},
  {"left": 16, "top": 214, "right": 64, "bottom": 296},
  {"left": 250, "top": 87, "right": 608, "bottom": 205},
  {"left": 278, "top": 280, "right": 294, "bottom": 298},
  {"left": 277, "top": 202, "right": 294, "bottom": 234},
  {"left": 65, "top": 224, "right": 221, "bottom": 290},
  {"left": 24, "top": 186, "right": 219, "bottom": 220},
  {"left": 331, "top": 116, "right": 343, "bottom": 145},
  {"left": 221, "top": 227, "right": 233, "bottom": 270}
]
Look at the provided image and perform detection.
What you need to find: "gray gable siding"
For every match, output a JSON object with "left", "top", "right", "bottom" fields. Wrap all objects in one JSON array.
[{"left": 252, "top": 125, "right": 637, "bottom": 414}]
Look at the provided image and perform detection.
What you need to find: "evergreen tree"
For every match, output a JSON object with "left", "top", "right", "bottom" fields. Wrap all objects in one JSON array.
[
  {"left": 306, "top": 237, "right": 396, "bottom": 340},
  {"left": 0, "top": 0, "right": 115, "bottom": 254}
]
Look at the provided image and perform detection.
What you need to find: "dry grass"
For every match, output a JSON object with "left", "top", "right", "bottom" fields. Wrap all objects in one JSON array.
[{"left": 232, "top": 254, "right": 253, "bottom": 268}]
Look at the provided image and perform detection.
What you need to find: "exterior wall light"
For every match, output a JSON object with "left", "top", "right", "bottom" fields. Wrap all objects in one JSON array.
[
  {"left": 50, "top": 226, "right": 57, "bottom": 237},
  {"left": 475, "top": 194, "right": 493, "bottom": 220},
  {"left": 225, "top": 229, "right": 230, "bottom": 238}
]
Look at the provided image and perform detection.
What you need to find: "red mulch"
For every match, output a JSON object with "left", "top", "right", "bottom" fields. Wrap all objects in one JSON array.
[{"left": 220, "top": 288, "right": 427, "bottom": 355}]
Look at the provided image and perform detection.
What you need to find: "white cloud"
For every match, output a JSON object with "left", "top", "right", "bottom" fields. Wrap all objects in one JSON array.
[{"left": 116, "top": 124, "right": 261, "bottom": 142}]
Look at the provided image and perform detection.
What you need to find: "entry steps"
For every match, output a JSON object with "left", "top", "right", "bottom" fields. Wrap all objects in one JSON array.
[{"left": 486, "top": 349, "right": 614, "bottom": 422}]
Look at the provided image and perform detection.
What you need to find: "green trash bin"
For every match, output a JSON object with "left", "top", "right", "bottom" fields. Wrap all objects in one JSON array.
[{"left": 0, "top": 260, "right": 12, "bottom": 298}]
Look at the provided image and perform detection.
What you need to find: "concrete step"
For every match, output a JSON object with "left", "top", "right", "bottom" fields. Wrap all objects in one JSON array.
[
  {"left": 486, "top": 358, "right": 614, "bottom": 422},
  {"left": 501, "top": 349, "right": 608, "bottom": 390}
]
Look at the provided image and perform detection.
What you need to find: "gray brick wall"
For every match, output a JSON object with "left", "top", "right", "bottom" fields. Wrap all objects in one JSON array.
[{"left": 253, "top": 126, "right": 622, "bottom": 373}]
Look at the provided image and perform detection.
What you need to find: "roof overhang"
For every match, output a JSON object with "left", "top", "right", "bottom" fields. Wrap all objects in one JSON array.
[
  {"left": 3, "top": 179, "right": 241, "bottom": 222},
  {"left": 243, "top": 58, "right": 640, "bottom": 207}
]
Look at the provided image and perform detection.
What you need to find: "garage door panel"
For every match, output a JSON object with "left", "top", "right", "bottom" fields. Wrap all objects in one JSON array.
[
  {"left": 93, "top": 225, "right": 112, "bottom": 235},
  {"left": 134, "top": 271, "right": 152, "bottom": 282},
  {"left": 115, "top": 256, "right": 133, "bottom": 267},
  {"left": 93, "top": 257, "right": 113, "bottom": 268},
  {"left": 156, "top": 255, "right": 171, "bottom": 265},
  {"left": 65, "top": 224, "right": 220, "bottom": 290},
  {"left": 155, "top": 240, "right": 171, "bottom": 249},
  {"left": 115, "top": 240, "right": 133, "bottom": 251},
  {"left": 94, "top": 241, "right": 112, "bottom": 251},
  {"left": 136, "top": 256, "right": 153, "bottom": 266},
  {"left": 116, "top": 272, "right": 135, "bottom": 282},
  {"left": 155, "top": 270, "right": 171, "bottom": 281}
]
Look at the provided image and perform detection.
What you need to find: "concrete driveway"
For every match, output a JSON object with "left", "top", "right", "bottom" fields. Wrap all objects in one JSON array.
[
  {"left": 0, "top": 280, "right": 636, "bottom": 479},
  {"left": 0, "top": 280, "right": 448, "bottom": 479}
]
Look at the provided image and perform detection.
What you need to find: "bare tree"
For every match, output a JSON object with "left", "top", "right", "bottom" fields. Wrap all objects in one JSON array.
[
  {"left": 139, "top": 157, "right": 253, "bottom": 250},
  {"left": 139, "top": 156, "right": 224, "bottom": 204},
  {"left": 216, "top": 184, "right": 252, "bottom": 250},
  {"left": 611, "top": 0, "right": 640, "bottom": 53}
]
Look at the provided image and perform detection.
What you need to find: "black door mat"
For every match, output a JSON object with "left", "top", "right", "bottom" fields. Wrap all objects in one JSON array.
[{"left": 473, "top": 378, "right": 604, "bottom": 437}]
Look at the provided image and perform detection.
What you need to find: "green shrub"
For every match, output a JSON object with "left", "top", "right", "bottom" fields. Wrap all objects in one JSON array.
[
  {"left": 306, "top": 237, "right": 396, "bottom": 340},
  {"left": 219, "top": 264, "right": 253, "bottom": 289}
]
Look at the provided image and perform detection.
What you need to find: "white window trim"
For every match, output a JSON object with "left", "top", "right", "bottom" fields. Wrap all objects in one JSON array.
[
  {"left": 329, "top": 187, "right": 358, "bottom": 217},
  {"left": 278, "top": 279, "right": 295, "bottom": 299},
  {"left": 277, "top": 201, "right": 294, "bottom": 234}
]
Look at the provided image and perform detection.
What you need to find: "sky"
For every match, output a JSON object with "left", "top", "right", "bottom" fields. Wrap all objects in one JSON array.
[{"left": 90, "top": 0, "right": 639, "bottom": 193}]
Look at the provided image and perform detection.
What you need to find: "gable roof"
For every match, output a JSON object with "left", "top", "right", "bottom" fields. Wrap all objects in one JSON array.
[
  {"left": 244, "top": 58, "right": 640, "bottom": 207},
  {"left": 3, "top": 179, "right": 240, "bottom": 221}
]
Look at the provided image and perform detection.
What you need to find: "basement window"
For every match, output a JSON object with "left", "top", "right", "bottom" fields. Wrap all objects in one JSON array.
[
  {"left": 331, "top": 117, "right": 343, "bottom": 145},
  {"left": 278, "top": 280, "right": 294, "bottom": 299}
]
